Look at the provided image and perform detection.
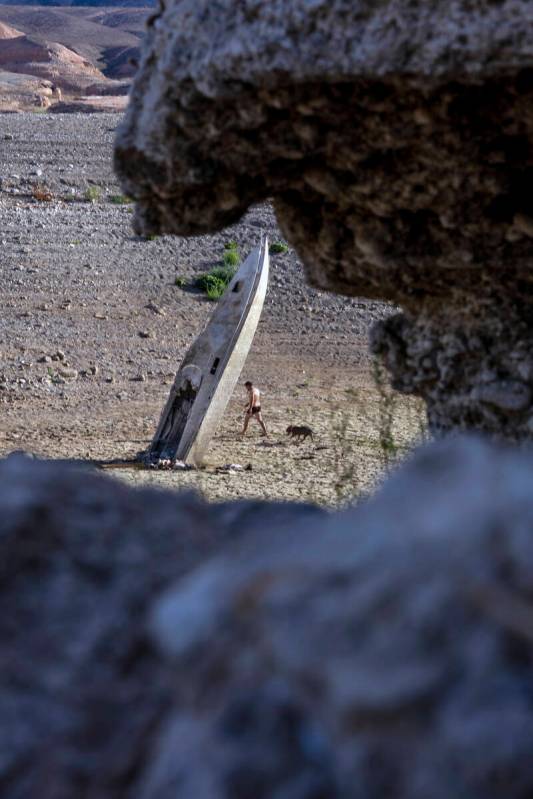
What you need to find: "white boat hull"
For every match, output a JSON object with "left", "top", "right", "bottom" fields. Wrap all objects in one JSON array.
[{"left": 149, "top": 239, "right": 269, "bottom": 466}]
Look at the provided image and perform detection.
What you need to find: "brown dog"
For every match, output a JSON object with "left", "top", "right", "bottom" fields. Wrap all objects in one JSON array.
[{"left": 286, "top": 424, "right": 314, "bottom": 443}]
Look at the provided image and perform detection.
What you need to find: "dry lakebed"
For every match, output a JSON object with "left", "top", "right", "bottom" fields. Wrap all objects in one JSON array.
[{"left": 0, "top": 113, "right": 425, "bottom": 505}]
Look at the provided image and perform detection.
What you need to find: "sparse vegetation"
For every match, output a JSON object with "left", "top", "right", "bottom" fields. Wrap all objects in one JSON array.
[
  {"left": 331, "top": 406, "right": 361, "bottom": 506},
  {"left": 109, "top": 194, "right": 132, "bottom": 205},
  {"left": 32, "top": 183, "right": 53, "bottom": 202},
  {"left": 269, "top": 240, "right": 289, "bottom": 255},
  {"left": 222, "top": 241, "right": 240, "bottom": 269},
  {"left": 174, "top": 276, "right": 188, "bottom": 288},
  {"left": 84, "top": 185, "right": 102, "bottom": 203},
  {"left": 195, "top": 243, "right": 240, "bottom": 301},
  {"left": 327, "top": 368, "right": 427, "bottom": 506},
  {"left": 372, "top": 357, "right": 399, "bottom": 469},
  {"left": 196, "top": 265, "right": 237, "bottom": 301}
]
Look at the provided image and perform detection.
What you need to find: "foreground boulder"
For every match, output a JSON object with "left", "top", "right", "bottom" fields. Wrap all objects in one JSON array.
[
  {"left": 0, "top": 454, "right": 320, "bottom": 798},
  {"left": 3, "top": 439, "right": 533, "bottom": 796},
  {"left": 115, "top": 0, "right": 533, "bottom": 440}
]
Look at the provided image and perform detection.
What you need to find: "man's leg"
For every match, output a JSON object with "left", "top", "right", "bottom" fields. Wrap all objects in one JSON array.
[
  {"left": 241, "top": 412, "right": 251, "bottom": 437},
  {"left": 256, "top": 412, "right": 268, "bottom": 437}
]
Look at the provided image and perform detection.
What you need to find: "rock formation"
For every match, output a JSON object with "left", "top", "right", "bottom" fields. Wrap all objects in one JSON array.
[
  {"left": 4, "top": 439, "right": 533, "bottom": 797},
  {"left": 0, "top": 69, "right": 53, "bottom": 112},
  {"left": 0, "top": 21, "right": 24, "bottom": 39},
  {"left": 115, "top": 0, "right": 533, "bottom": 440},
  {"left": 0, "top": 35, "right": 104, "bottom": 92}
]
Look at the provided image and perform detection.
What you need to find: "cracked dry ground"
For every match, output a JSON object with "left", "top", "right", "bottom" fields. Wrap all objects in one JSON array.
[{"left": 0, "top": 113, "right": 425, "bottom": 505}]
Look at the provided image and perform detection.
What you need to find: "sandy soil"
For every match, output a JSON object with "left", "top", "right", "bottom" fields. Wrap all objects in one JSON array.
[{"left": 0, "top": 112, "right": 426, "bottom": 505}]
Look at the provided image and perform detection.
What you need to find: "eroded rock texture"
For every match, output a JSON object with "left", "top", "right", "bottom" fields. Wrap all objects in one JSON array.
[
  {"left": 371, "top": 304, "right": 533, "bottom": 438},
  {"left": 4, "top": 440, "right": 533, "bottom": 797},
  {"left": 115, "top": 0, "right": 533, "bottom": 439}
]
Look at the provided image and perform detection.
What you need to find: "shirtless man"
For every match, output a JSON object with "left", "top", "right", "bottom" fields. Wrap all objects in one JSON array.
[{"left": 241, "top": 380, "right": 268, "bottom": 437}]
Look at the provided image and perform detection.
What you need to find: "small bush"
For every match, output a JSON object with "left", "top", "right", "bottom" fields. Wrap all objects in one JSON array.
[
  {"left": 195, "top": 265, "right": 237, "bottom": 301},
  {"left": 32, "top": 183, "right": 53, "bottom": 202},
  {"left": 174, "top": 276, "right": 187, "bottom": 288},
  {"left": 194, "top": 244, "right": 240, "bottom": 300},
  {"left": 269, "top": 240, "right": 289, "bottom": 254},
  {"left": 206, "top": 280, "right": 227, "bottom": 301},
  {"left": 222, "top": 248, "right": 240, "bottom": 268},
  {"left": 109, "top": 194, "right": 132, "bottom": 205},
  {"left": 85, "top": 185, "right": 101, "bottom": 203}
]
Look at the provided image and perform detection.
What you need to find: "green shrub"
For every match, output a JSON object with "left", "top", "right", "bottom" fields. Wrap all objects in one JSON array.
[
  {"left": 109, "top": 193, "right": 132, "bottom": 205},
  {"left": 174, "top": 276, "right": 187, "bottom": 288},
  {"left": 85, "top": 185, "right": 101, "bottom": 203},
  {"left": 222, "top": 247, "right": 240, "bottom": 268},
  {"left": 195, "top": 265, "right": 237, "bottom": 301},
  {"left": 206, "top": 279, "right": 227, "bottom": 301},
  {"left": 194, "top": 244, "right": 240, "bottom": 300},
  {"left": 269, "top": 240, "right": 289, "bottom": 254}
]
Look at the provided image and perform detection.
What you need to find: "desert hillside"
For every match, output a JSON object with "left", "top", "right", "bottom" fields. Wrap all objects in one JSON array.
[
  {"left": 0, "top": 4, "right": 149, "bottom": 109},
  {"left": 0, "top": 33, "right": 105, "bottom": 89},
  {"left": 0, "top": 18, "right": 22, "bottom": 35},
  {"left": 0, "top": 0, "right": 154, "bottom": 6}
]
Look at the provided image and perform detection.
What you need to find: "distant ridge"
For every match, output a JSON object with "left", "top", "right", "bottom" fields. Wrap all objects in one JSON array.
[
  {"left": 0, "top": 1, "right": 155, "bottom": 7},
  {"left": 0, "top": 5, "right": 148, "bottom": 77},
  {"left": 0, "top": 0, "right": 150, "bottom": 108},
  {"left": 0, "top": 19, "right": 23, "bottom": 35}
]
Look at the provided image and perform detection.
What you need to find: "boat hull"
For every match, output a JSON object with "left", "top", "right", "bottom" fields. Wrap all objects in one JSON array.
[{"left": 149, "top": 239, "right": 269, "bottom": 466}]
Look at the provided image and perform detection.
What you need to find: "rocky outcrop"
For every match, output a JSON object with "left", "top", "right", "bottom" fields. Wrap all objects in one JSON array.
[
  {"left": 0, "top": 21, "right": 24, "bottom": 39},
  {"left": 0, "top": 35, "right": 104, "bottom": 91},
  {"left": 371, "top": 304, "right": 533, "bottom": 439},
  {"left": 4, "top": 439, "right": 533, "bottom": 797},
  {"left": 0, "top": 69, "right": 53, "bottom": 111},
  {"left": 115, "top": 0, "right": 533, "bottom": 440}
]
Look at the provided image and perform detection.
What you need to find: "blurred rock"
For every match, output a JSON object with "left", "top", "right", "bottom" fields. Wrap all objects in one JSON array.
[
  {"left": 3, "top": 439, "right": 533, "bottom": 796},
  {"left": 0, "top": 453, "right": 322, "bottom": 798},
  {"left": 140, "top": 436, "right": 533, "bottom": 798}
]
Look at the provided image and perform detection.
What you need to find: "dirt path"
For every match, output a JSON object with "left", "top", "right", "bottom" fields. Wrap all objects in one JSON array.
[{"left": 0, "top": 112, "right": 425, "bottom": 505}]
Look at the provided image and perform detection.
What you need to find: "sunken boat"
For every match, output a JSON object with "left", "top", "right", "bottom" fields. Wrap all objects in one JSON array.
[{"left": 149, "top": 238, "right": 269, "bottom": 466}]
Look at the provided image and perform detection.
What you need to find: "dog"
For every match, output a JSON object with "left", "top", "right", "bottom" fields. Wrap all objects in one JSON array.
[{"left": 286, "top": 424, "right": 314, "bottom": 443}]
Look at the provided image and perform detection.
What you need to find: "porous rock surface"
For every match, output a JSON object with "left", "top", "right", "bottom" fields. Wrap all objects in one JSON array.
[
  {"left": 0, "top": 453, "right": 321, "bottom": 798},
  {"left": 4, "top": 439, "right": 533, "bottom": 797},
  {"left": 115, "top": 0, "right": 533, "bottom": 439}
]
